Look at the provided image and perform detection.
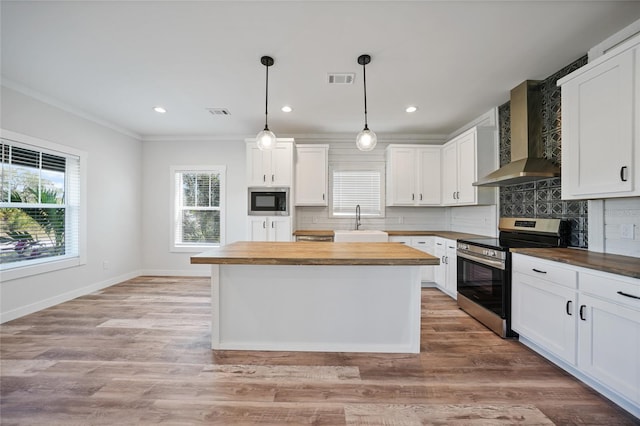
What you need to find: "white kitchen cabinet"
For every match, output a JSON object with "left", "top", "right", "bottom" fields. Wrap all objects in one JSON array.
[
  {"left": 247, "top": 216, "right": 292, "bottom": 242},
  {"left": 559, "top": 34, "right": 640, "bottom": 200},
  {"left": 295, "top": 144, "right": 328, "bottom": 206},
  {"left": 577, "top": 272, "right": 640, "bottom": 407},
  {"left": 512, "top": 255, "right": 578, "bottom": 364},
  {"left": 433, "top": 237, "right": 457, "bottom": 298},
  {"left": 441, "top": 126, "right": 497, "bottom": 206},
  {"left": 386, "top": 145, "right": 441, "bottom": 206},
  {"left": 388, "top": 236, "right": 436, "bottom": 284},
  {"left": 512, "top": 253, "right": 640, "bottom": 416},
  {"left": 246, "top": 139, "right": 294, "bottom": 187}
]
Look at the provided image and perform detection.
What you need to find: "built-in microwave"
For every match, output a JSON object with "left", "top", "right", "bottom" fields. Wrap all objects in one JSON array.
[{"left": 248, "top": 187, "right": 289, "bottom": 216}]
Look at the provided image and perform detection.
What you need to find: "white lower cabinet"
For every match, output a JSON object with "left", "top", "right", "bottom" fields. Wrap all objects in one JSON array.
[
  {"left": 389, "top": 236, "right": 435, "bottom": 284},
  {"left": 247, "top": 216, "right": 292, "bottom": 242},
  {"left": 433, "top": 237, "right": 457, "bottom": 299},
  {"left": 512, "top": 253, "right": 640, "bottom": 417}
]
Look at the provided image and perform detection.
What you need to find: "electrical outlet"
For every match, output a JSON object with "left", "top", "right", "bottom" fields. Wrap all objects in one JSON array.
[{"left": 620, "top": 223, "right": 635, "bottom": 240}]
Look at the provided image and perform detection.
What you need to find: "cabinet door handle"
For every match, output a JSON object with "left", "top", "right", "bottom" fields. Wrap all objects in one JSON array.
[
  {"left": 617, "top": 291, "right": 640, "bottom": 300},
  {"left": 452, "top": 191, "right": 456, "bottom": 200},
  {"left": 412, "top": 193, "right": 415, "bottom": 201},
  {"left": 456, "top": 191, "right": 460, "bottom": 199},
  {"left": 620, "top": 166, "right": 628, "bottom": 182},
  {"left": 271, "top": 221, "right": 275, "bottom": 228},
  {"left": 532, "top": 268, "right": 547, "bottom": 274},
  {"left": 420, "top": 194, "right": 423, "bottom": 201},
  {"left": 436, "top": 243, "right": 443, "bottom": 246},
  {"left": 271, "top": 174, "right": 275, "bottom": 182},
  {"left": 262, "top": 221, "right": 266, "bottom": 228},
  {"left": 579, "top": 305, "right": 586, "bottom": 321},
  {"left": 263, "top": 174, "right": 266, "bottom": 182},
  {"left": 322, "top": 193, "right": 325, "bottom": 200},
  {"left": 417, "top": 241, "right": 425, "bottom": 244},
  {"left": 566, "top": 300, "right": 572, "bottom": 316}
]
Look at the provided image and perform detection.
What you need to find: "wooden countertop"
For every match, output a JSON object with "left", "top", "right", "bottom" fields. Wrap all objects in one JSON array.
[
  {"left": 191, "top": 241, "right": 440, "bottom": 266},
  {"left": 292, "top": 230, "right": 489, "bottom": 240},
  {"left": 511, "top": 248, "right": 640, "bottom": 280}
]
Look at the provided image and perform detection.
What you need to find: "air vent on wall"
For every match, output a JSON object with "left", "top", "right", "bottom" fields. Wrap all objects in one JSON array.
[
  {"left": 327, "top": 73, "right": 355, "bottom": 84},
  {"left": 206, "top": 108, "right": 231, "bottom": 116}
]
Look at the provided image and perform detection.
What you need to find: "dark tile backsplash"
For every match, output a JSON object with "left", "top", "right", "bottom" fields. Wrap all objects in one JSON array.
[{"left": 498, "top": 55, "right": 589, "bottom": 248}]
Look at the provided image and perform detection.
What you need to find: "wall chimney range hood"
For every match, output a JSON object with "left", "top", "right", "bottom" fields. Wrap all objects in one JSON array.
[{"left": 473, "top": 80, "right": 560, "bottom": 187}]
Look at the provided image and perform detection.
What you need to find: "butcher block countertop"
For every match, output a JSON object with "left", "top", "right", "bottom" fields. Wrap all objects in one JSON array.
[
  {"left": 191, "top": 241, "right": 439, "bottom": 266},
  {"left": 511, "top": 248, "right": 640, "bottom": 279},
  {"left": 292, "top": 230, "right": 489, "bottom": 240}
]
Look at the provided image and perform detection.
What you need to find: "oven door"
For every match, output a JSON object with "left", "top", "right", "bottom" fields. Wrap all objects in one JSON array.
[{"left": 457, "top": 254, "right": 508, "bottom": 318}]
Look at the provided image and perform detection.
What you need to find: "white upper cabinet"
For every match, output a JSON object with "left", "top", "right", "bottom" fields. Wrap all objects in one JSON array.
[
  {"left": 246, "top": 139, "right": 294, "bottom": 187},
  {"left": 386, "top": 145, "right": 441, "bottom": 206},
  {"left": 559, "top": 34, "right": 640, "bottom": 200},
  {"left": 441, "top": 126, "right": 497, "bottom": 206},
  {"left": 295, "top": 145, "right": 328, "bottom": 206}
]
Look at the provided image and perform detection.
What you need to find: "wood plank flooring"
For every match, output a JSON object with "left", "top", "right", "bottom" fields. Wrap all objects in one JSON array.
[{"left": 1, "top": 276, "right": 637, "bottom": 425}]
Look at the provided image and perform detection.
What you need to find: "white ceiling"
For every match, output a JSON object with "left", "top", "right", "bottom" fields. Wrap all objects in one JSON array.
[{"left": 2, "top": 1, "right": 640, "bottom": 140}]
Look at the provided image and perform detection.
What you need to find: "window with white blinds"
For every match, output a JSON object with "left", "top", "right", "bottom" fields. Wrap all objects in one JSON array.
[
  {"left": 171, "top": 166, "right": 225, "bottom": 251},
  {"left": 1, "top": 134, "right": 84, "bottom": 277},
  {"left": 330, "top": 165, "right": 385, "bottom": 217}
]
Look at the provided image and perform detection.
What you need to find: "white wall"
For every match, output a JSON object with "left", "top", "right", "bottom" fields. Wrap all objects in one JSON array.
[
  {"left": 141, "top": 138, "right": 246, "bottom": 275},
  {"left": 0, "top": 86, "right": 143, "bottom": 322}
]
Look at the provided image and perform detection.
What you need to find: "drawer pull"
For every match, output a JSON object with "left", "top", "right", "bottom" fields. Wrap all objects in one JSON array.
[
  {"left": 617, "top": 291, "right": 640, "bottom": 300},
  {"left": 566, "top": 300, "right": 572, "bottom": 316},
  {"left": 532, "top": 268, "right": 547, "bottom": 274},
  {"left": 579, "top": 305, "right": 586, "bottom": 321}
]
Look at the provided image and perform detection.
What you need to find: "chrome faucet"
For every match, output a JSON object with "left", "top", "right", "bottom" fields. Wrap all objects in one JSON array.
[{"left": 355, "top": 204, "right": 361, "bottom": 230}]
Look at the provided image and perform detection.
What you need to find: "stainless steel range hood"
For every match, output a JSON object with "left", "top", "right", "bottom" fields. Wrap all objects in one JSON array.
[{"left": 473, "top": 80, "right": 560, "bottom": 187}]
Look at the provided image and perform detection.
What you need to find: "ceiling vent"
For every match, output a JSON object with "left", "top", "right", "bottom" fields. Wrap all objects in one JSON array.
[
  {"left": 327, "top": 73, "right": 355, "bottom": 84},
  {"left": 206, "top": 108, "right": 231, "bottom": 116}
]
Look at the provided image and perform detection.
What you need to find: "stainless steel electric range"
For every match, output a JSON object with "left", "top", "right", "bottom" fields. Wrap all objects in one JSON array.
[{"left": 456, "top": 217, "right": 569, "bottom": 338}]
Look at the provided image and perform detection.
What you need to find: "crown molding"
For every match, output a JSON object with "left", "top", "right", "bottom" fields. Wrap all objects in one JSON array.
[{"left": 1, "top": 78, "right": 141, "bottom": 141}]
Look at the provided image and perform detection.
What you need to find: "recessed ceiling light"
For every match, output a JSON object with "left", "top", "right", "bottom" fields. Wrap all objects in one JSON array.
[
  {"left": 405, "top": 106, "right": 418, "bottom": 113},
  {"left": 281, "top": 106, "right": 293, "bottom": 113},
  {"left": 153, "top": 106, "right": 167, "bottom": 114}
]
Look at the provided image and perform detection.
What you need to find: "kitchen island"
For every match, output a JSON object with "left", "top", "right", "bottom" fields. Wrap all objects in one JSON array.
[{"left": 191, "top": 241, "right": 439, "bottom": 353}]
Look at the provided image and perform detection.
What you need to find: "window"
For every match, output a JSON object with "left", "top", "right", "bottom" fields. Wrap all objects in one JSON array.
[
  {"left": 171, "top": 166, "right": 225, "bottom": 251},
  {"left": 0, "top": 130, "right": 86, "bottom": 280},
  {"left": 330, "top": 163, "right": 385, "bottom": 217}
]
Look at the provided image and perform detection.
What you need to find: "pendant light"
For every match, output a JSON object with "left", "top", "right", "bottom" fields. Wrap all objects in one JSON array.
[
  {"left": 256, "top": 55, "right": 276, "bottom": 151},
  {"left": 355, "top": 54, "right": 377, "bottom": 151}
]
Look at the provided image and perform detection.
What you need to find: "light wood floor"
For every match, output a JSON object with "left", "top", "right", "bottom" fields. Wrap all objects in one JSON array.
[{"left": 1, "top": 276, "right": 637, "bottom": 425}]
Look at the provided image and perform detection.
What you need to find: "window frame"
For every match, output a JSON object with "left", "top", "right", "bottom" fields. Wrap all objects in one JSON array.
[
  {"left": 170, "top": 165, "right": 226, "bottom": 252},
  {"left": 329, "top": 162, "right": 386, "bottom": 218},
  {"left": 0, "top": 129, "right": 87, "bottom": 282}
]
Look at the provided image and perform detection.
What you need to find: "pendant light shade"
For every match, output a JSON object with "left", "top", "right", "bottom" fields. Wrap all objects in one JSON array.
[
  {"left": 356, "top": 54, "right": 377, "bottom": 151},
  {"left": 257, "top": 55, "right": 276, "bottom": 151}
]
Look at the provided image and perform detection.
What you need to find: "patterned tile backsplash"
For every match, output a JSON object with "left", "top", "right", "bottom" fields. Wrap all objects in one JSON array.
[{"left": 498, "top": 56, "right": 589, "bottom": 248}]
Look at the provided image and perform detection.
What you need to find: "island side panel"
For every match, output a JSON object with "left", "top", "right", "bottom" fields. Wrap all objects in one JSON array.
[
  {"left": 210, "top": 264, "right": 220, "bottom": 349},
  {"left": 215, "top": 264, "right": 421, "bottom": 353}
]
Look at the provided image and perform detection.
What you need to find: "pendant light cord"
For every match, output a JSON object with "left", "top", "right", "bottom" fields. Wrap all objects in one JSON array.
[
  {"left": 264, "top": 64, "right": 270, "bottom": 131},
  {"left": 362, "top": 61, "right": 368, "bottom": 130}
]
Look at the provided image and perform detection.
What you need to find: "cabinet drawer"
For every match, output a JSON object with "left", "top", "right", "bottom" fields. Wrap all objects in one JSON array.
[
  {"left": 388, "top": 236, "right": 412, "bottom": 245},
  {"left": 512, "top": 254, "right": 577, "bottom": 288},
  {"left": 580, "top": 272, "right": 640, "bottom": 309},
  {"left": 411, "top": 237, "right": 434, "bottom": 251}
]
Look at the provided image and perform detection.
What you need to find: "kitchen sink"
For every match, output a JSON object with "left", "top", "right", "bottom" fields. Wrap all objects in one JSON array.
[{"left": 333, "top": 230, "right": 389, "bottom": 242}]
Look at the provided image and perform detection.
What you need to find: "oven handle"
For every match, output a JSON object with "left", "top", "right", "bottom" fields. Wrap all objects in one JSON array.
[{"left": 457, "top": 251, "right": 506, "bottom": 270}]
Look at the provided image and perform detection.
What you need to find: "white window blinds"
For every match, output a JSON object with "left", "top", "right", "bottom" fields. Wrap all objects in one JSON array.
[{"left": 331, "top": 168, "right": 383, "bottom": 217}]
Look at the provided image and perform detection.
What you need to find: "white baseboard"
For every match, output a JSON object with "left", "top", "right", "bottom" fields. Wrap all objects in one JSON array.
[
  {"left": 140, "top": 269, "right": 209, "bottom": 277},
  {"left": 0, "top": 270, "right": 141, "bottom": 323}
]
